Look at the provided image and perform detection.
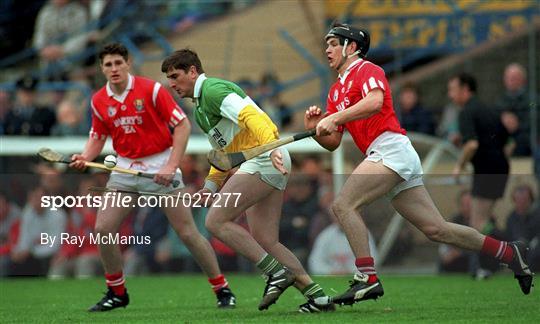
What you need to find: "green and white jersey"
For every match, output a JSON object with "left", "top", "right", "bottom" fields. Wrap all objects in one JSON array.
[{"left": 193, "top": 74, "right": 279, "bottom": 188}]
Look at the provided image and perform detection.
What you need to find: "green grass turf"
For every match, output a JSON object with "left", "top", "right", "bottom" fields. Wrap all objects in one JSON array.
[{"left": 0, "top": 274, "right": 538, "bottom": 323}]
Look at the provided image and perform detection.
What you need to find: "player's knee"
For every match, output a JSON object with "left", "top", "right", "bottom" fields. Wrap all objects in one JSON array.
[{"left": 422, "top": 223, "right": 450, "bottom": 243}]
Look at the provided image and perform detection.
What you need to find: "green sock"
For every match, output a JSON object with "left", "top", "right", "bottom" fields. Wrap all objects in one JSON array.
[
  {"left": 256, "top": 254, "right": 284, "bottom": 276},
  {"left": 301, "top": 282, "right": 326, "bottom": 299}
]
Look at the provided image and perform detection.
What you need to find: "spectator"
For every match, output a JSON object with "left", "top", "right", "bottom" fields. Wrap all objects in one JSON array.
[
  {"left": 258, "top": 72, "right": 292, "bottom": 129},
  {"left": 259, "top": 72, "right": 278, "bottom": 97},
  {"left": 268, "top": 94, "right": 293, "bottom": 130},
  {"left": 32, "top": 0, "right": 88, "bottom": 79},
  {"left": 505, "top": 185, "right": 540, "bottom": 272},
  {"left": 155, "top": 211, "right": 208, "bottom": 274},
  {"left": 51, "top": 99, "right": 88, "bottom": 136},
  {"left": 450, "top": 73, "right": 510, "bottom": 279},
  {"left": 0, "top": 0, "right": 45, "bottom": 56},
  {"left": 10, "top": 187, "right": 67, "bottom": 276},
  {"left": 124, "top": 207, "right": 169, "bottom": 275},
  {"left": 305, "top": 166, "right": 334, "bottom": 247},
  {"left": 236, "top": 78, "right": 258, "bottom": 100},
  {"left": 0, "top": 191, "right": 21, "bottom": 277},
  {"left": 308, "top": 186, "right": 333, "bottom": 248},
  {"left": 309, "top": 212, "right": 377, "bottom": 275},
  {"left": 48, "top": 178, "right": 100, "bottom": 278},
  {"left": 35, "top": 163, "right": 66, "bottom": 196},
  {"left": 497, "top": 63, "right": 531, "bottom": 156},
  {"left": 451, "top": 73, "right": 510, "bottom": 232},
  {"left": 4, "top": 76, "right": 56, "bottom": 136},
  {"left": 299, "top": 155, "right": 323, "bottom": 187},
  {"left": 397, "top": 83, "right": 435, "bottom": 135},
  {"left": 280, "top": 174, "right": 319, "bottom": 265}
]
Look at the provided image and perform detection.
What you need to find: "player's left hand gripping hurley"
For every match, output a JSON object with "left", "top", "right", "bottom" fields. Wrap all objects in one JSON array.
[{"left": 207, "top": 129, "right": 316, "bottom": 172}]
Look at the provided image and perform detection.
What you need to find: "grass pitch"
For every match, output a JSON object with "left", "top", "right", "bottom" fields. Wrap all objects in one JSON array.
[{"left": 0, "top": 274, "right": 537, "bottom": 323}]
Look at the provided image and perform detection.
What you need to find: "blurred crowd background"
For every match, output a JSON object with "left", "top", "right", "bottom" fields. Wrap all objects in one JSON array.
[{"left": 1, "top": 0, "right": 539, "bottom": 278}]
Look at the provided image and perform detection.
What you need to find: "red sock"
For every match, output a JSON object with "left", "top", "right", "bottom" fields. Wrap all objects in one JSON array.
[
  {"left": 105, "top": 272, "right": 126, "bottom": 296},
  {"left": 481, "top": 236, "right": 514, "bottom": 264},
  {"left": 208, "top": 274, "right": 229, "bottom": 293},
  {"left": 355, "top": 257, "right": 378, "bottom": 284}
]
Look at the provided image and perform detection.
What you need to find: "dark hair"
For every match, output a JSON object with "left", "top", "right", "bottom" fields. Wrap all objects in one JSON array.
[
  {"left": 401, "top": 82, "right": 419, "bottom": 96},
  {"left": 261, "top": 72, "right": 279, "bottom": 87},
  {"left": 329, "top": 21, "right": 348, "bottom": 44},
  {"left": 161, "top": 49, "right": 204, "bottom": 74},
  {"left": 453, "top": 73, "right": 477, "bottom": 93},
  {"left": 98, "top": 43, "right": 129, "bottom": 63}
]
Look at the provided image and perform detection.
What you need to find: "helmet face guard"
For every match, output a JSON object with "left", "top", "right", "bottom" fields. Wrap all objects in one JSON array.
[{"left": 325, "top": 24, "right": 370, "bottom": 58}]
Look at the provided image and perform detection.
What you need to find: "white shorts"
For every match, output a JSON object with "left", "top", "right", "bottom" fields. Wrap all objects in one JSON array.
[
  {"left": 365, "top": 131, "right": 423, "bottom": 199},
  {"left": 238, "top": 148, "right": 291, "bottom": 191},
  {"left": 107, "top": 149, "right": 185, "bottom": 194}
]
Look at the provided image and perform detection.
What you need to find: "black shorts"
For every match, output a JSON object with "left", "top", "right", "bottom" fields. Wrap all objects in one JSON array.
[{"left": 472, "top": 174, "right": 509, "bottom": 199}]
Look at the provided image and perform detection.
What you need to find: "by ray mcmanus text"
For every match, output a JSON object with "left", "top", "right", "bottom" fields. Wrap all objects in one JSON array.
[{"left": 41, "top": 233, "right": 151, "bottom": 247}]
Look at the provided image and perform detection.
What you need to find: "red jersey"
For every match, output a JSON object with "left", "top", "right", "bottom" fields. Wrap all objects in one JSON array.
[
  {"left": 327, "top": 59, "right": 405, "bottom": 154},
  {"left": 90, "top": 74, "right": 186, "bottom": 158}
]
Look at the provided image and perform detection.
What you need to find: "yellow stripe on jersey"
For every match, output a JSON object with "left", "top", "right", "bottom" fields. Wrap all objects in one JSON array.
[
  {"left": 237, "top": 105, "right": 279, "bottom": 146},
  {"left": 204, "top": 104, "right": 279, "bottom": 189}
]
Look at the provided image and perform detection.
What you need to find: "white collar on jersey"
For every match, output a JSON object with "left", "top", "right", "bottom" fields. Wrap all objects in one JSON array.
[
  {"left": 106, "top": 73, "right": 134, "bottom": 102},
  {"left": 339, "top": 58, "right": 364, "bottom": 83},
  {"left": 193, "top": 73, "right": 207, "bottom": 99}
]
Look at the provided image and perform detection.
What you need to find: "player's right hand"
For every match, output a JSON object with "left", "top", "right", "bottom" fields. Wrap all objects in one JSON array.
[
  {"left": 304, "top": 105, "right": 324, "bottom": 130},
  {"left": 270, "top": 149, "right": 288, "bottom": 175},
  {"left": 70, "top": 154, "right": 87, "bottom": 171}
]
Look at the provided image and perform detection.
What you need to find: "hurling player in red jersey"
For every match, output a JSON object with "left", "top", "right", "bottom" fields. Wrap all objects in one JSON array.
[
  {"left": 303, "top": 23, "right": 533, "bottom": 305},
  {"left": 70, "top": 43, "right": 235, "bottom": 311}
]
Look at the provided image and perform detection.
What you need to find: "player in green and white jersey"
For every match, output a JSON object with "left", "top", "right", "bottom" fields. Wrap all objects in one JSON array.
[{"left": 162, "top": 49, "right": 335, "bottom": 313}]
